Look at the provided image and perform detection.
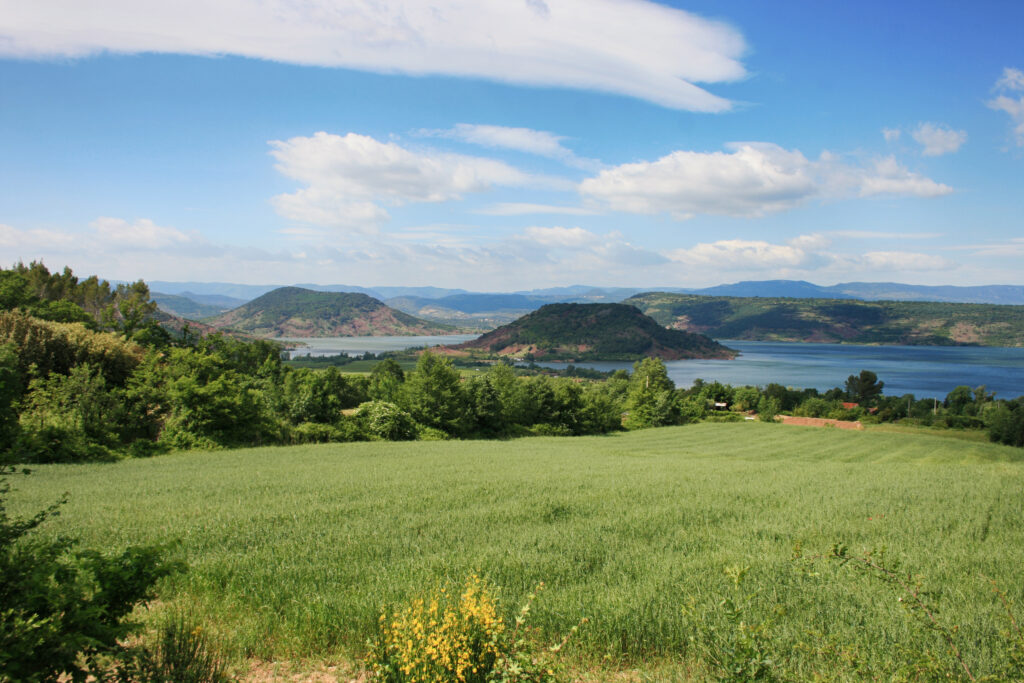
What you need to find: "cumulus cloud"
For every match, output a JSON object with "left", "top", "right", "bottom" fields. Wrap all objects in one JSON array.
[
  {"left": 667, "top": 234, "right": 828, "bottom": 270},
  {"left": 269, "top": 132, "right": 539, "bottom": 229},
  {"left": 0, "top": 0, "right": 746, "bottom": 112},
  {"left": 420, "top": 123, "right": 599, "bottom": 170},
  {"left": 856, "top": 157, "right": 953, "bottom": 197},
  {"left": 0, "top": 223, "right": 77, "bottom": 250},
  {"left": 911, "top": 122, "right": 967, "bottom": 156},
  {"left": 579, "top": 143, "right": 952, "bottom": 219},
  {"left": 988, "top": 67, "right": 1024, "bottom": 147}
]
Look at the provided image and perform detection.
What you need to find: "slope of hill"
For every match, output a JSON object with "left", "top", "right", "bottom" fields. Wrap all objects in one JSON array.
[
  {"left": 207, "top": 287, "right": 457, "bottom": 337},
  {"left": 448, "top": 303, "right": 735, "bottom": 360},
  {"left": 152, "top": 292, "right": 232, "bottom": 319},
  {"left": 628, "top": 293, "right": 1024, "bottom": 347}
]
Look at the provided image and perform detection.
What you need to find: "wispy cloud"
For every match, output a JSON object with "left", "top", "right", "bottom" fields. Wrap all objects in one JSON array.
[
  {"left": 579, "top": 143, "right": 952, "bottom": 219},
  {"left": 988, "top": 67, "right": 1024, "bottom": 147},
  {"left": 882, "top": 128, "right": 902, "bottom": 143},
  {"left": 475, "top": 202, "right": 598, "bottom": 216},
  {"left": 419, "top": 123, "right": 601, "bottom": 170},
  {"left": 0, "top": 0, "right": 747, "bottom": 112}
]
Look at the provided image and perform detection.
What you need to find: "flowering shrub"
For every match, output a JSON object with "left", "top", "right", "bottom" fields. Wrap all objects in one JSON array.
[{"left": 369, "top": 575, "right": 578, "bottom": 683}]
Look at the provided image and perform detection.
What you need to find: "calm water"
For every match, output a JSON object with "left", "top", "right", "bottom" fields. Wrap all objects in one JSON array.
[
  {"left": 278, "top": 334, "right": 478, "bottom": 356},
  {"left": 532, "top": 341, "right": 1024, "bottom": 400},
  {"left": 280, "top": 336, "right": 1024, "bottom": 400}
]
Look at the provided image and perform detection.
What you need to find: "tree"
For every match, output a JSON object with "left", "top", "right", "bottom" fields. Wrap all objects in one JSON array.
[
  {"left": 845, "top": 370, "right": 884, "bottom": 406},
  {"left": 368, "top": 359, "right": 405, "bottom": 402},
  {"left": 400, "top": 351, "right": 468, "bottom": 436},
  {"left": 624, "top": 358, "right": 679, "bottom": 429}
]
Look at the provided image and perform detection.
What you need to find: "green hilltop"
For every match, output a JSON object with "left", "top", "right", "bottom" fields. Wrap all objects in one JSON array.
[
  {"left": 208, "top": 286, "right": 457, "bottom": 337},
  {"left": 449, "top": 302, "right": 735, "bottom": 360},
  {"left": 628, "top": 292, "right": 1024, "bottom": 346}
]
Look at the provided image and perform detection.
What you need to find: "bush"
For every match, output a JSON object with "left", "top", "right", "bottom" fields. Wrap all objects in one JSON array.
[
  {"left": 357, "top": 401, "right": 418, "bottom": 441},
  {"left": 0, "top": 465, "right": 181, "bottom": 681},
  {"left": 369, "top": 575, "right": 578, "bottom": 683},
  {"left": 112, "top": 612, "right": 230, "bottom": 683}
]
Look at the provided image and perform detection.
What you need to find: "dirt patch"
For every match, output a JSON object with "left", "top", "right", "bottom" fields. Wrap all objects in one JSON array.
[
  {"left": 778, "top": 415, "right": 863, "bottom": 430},
  {"left": 241, "top": 660, "right": 367, "bottom": 683}
]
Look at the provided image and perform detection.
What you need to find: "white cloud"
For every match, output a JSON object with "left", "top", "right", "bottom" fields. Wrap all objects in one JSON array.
[
  {"left": 858, "top": 251, "right": 951, "bottom": 271},
  {"left": 995, "top": 67, "right": 1024, "bottom": 91},
  {"left": 521, "top": 226, "right": 599, "bottom": 248},
  {"left": 475, "top": 202, "right": 598, "bottom": 216},
  {"left": 883, "top": 128, "right": 902, "bottom": 143},
  {"left": 988, "top": 68, "right": 1024, "bottom": 147},
  {"left": 268, "top": 132, "right": 539, "bottom": 229},
  {"left": 911, "top": 122, "right": 967, "bottom": 156},
  {"left": 579, "top": 143, "right": 952, "bottom": 219},
  {"left": 90, "top": 217, "right": 196, "bottom": 249},
  {"left": 830, "top": 230, "right": 943, "bottom": 240},
  {"left": 421, "top": 124, "right": 600, "bottom": 170},
  {"left": 667, "top": 237, "right": 824, "bottom": 270},
  {"left": 0, "top": 223, "right": 77, "bottom": 250},
  {"left": 0, "top": 0, "right": 747, "bottom": 112},
  {"left": 857, "top": 157, "right": 953, "bottom": 197}
]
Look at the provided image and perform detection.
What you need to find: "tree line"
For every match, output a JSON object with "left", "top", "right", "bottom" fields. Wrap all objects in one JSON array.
[{"left": 2, "top": 263, "right": 1022, "bottom": 463}]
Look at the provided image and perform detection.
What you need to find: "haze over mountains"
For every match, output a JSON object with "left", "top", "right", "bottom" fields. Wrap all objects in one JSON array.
[{"left": 150, "top": 279, "right": 1024, "bottom": 325}]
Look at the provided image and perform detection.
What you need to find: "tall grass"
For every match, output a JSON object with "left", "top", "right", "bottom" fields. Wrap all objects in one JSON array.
[{"left": 7, "top": 423, "right": 1023, "bottom": 677}]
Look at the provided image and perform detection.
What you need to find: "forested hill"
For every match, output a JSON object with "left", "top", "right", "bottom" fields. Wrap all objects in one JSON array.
[
  {"left": 207, "top": 287, "right": 457, "bottom": 337},
  {"left": 449, "top": 303, "right": 735, "bottom": 360},
  {"left": 628, "top": 293, "right": 1024, "bottom": 347}
]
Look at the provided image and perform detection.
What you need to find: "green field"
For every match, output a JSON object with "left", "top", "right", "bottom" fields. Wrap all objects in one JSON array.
[{"left": 7, "top": 423, "right": 1024, "bottom": 679}]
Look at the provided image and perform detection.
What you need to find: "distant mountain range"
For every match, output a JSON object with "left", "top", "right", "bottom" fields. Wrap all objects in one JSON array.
[
  {"left": 205, "top": 287, "right": 455, "bottom": 338},
  {"left": 628, "top": 293, "right": 1024, "bottom": 347}
]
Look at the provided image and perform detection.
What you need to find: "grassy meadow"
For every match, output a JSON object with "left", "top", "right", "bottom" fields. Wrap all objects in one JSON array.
[{"left": 7, "top": 422, "right": 1024, "bottom": 679}]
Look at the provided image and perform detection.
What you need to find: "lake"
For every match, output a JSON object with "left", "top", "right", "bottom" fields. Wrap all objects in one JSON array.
[{"left": 280, "top": 336, "right": 1024, "bottom": 400}]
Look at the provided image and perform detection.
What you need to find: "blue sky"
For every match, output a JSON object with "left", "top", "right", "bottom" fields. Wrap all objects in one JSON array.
[{"left": 1, "top": 0, "right": 1022, "bottom": 290}]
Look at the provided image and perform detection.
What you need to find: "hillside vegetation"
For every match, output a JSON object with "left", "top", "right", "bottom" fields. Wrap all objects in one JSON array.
[
  {"left": 208, "top": 286, "right": 457, "bottom": 337},
  {"left": 8, "top": 425, "right": 1023, "bottom": 678},
  {"left": 450, "top": 302, "right": 735, "bottom": 360},
  {"left": 629, "top": 292, "right": 1024, "bottom": 346}
]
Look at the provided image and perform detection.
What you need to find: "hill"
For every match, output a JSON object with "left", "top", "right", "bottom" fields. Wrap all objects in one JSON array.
[
  {"left": 151, "top": 292, "right": 234, "bottom": 319},
  {"left": 207, "top": 287, "right": 457, "bottom": 337},
  {"left": 448, "top": 302, "right": 735, "bottom": 360},
  {"left": 628, "top": 292, "right": 1024, "bottom": 346}
]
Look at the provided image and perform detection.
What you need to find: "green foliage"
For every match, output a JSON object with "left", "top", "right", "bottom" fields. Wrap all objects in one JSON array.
[
  {"left": 682, "top": 566, "right": 780, "bottom": 682},
  {"left": 624, "top": 358, "right": 679, "bottom": 429},
  {"left": 0, "top": 465, "right": 180, "bottom": 682},
  {"left": 357, "top": 401, "right": 419, "bottom": 441},
  {"left": 756, "top": 396, "right": 781, "bottom": 423},
  {"left": 112, "top": 612, "right": 231, "bottom": 683},
  {"left": 369, "top": 358, "right": 406, "bottom": 403},
  {"left": 401, "top": 352, "right": 470, "bottom": 436},
  {"left": 988, "top": 403, "right": 1024, "bottom": 447},
  {"left": 0, "top": 344, "right": 21, "bottom": 448},
  {"left": 15, "top": 364, "right": 124, "bottom": 462},
  {"left": 462, "top": 303, "right": 732, "bottom": 361},
  {"left": 845, "top": 370, "right": 884, "bottom": 406},
  {"left": 0, "top": 311, "right": 144, "bottom": 387}
]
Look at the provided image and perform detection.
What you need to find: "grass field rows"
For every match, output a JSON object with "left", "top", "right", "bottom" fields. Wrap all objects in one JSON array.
[{"left": 8, "top": 422, "right": 1024, "bottom": 680}]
